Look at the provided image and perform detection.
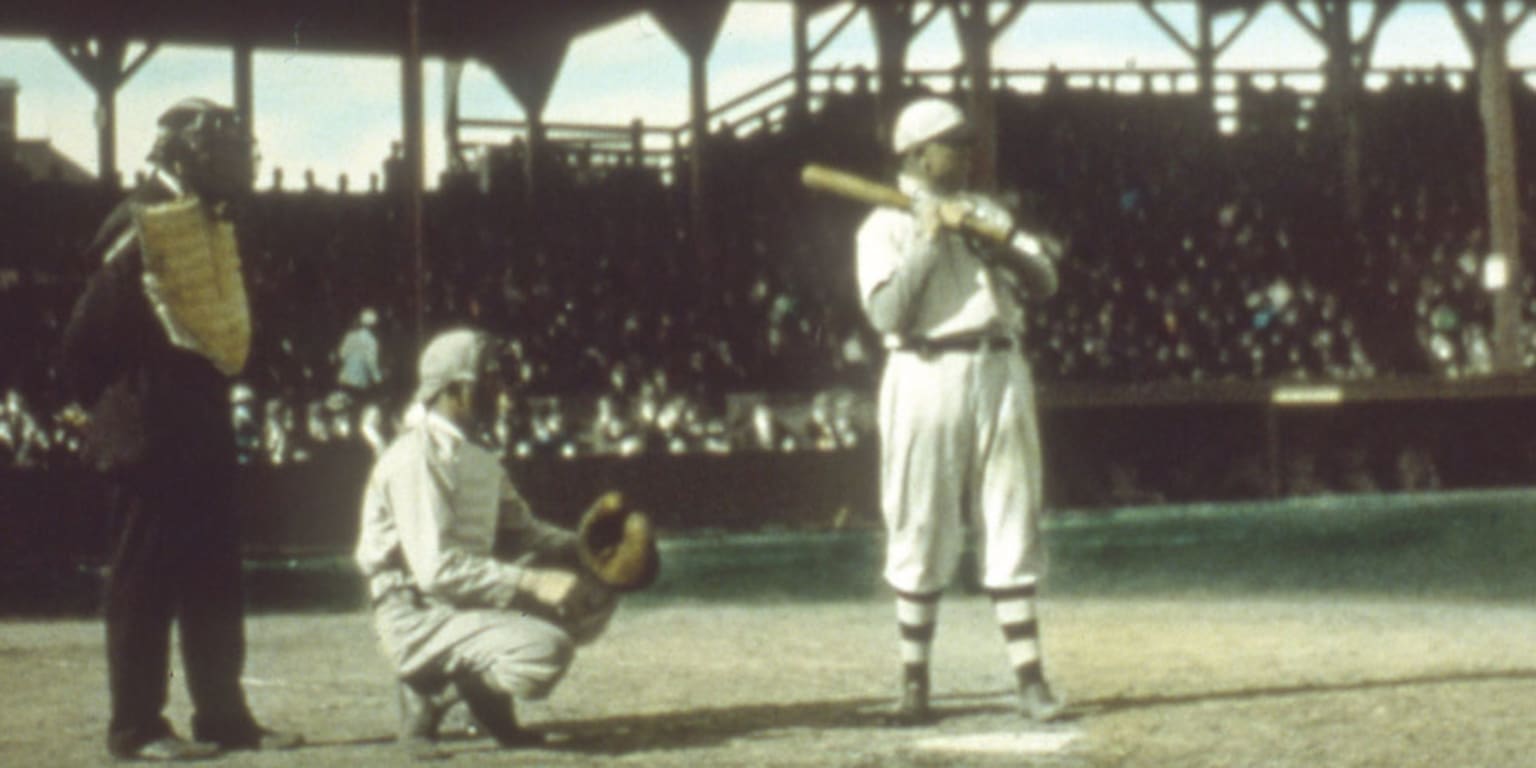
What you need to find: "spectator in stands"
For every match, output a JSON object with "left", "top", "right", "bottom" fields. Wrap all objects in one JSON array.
[
  {"left": 336, "top": 307, "right": 385, "bottom": 394},
  {"left": 0, "top": 388, "right": 49, "bottom": 468}
]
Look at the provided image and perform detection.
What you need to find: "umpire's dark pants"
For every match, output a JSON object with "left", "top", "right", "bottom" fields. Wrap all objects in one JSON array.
[{"left": 104, "top": 460, "right": 256, "bottom": 756}]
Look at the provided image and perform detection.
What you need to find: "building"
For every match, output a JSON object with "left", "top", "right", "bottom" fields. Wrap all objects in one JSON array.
[{"left": 0, "top": 78, "right": 93, "bottom": 185}]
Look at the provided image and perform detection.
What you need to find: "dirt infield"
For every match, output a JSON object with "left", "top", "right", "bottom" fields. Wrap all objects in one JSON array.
[{"left": 5, "top": 594, "right": 1536, "bottom": 767}]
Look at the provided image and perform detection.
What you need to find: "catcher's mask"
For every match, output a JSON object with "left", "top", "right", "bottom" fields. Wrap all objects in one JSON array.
[
  {"left": 149, "top": 97, "right": 256, "bottom": 204},
  {"left": 577, "top": 493, "right": 659, "bottom": 591}
]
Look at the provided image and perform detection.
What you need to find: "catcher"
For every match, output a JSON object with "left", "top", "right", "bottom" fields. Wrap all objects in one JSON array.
[{"left": 354, "top": 328, "right": 658, "bottom": 757}]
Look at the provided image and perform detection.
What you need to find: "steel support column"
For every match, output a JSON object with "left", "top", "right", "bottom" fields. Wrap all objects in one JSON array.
[
  {"left": 654, "top": 0, "right": 730, "bottom": 266},
  {"left": 402, "top": 0, "right": 426, "bottom": 344},
  {"left": 51, "top": 36, "right": 159, "bottom": 189},
  {"left": 952, "top": 0, "right": 1025, "bottom": 191},
  {"left": 792, "top": 0, "right": 811, "bottom": 124},
  {"left": 1449, "top": 0, "right": 1526, "bottom": 373},
  {"left": 487, "top": 29, "right": 571, "bottom": 211},
  {"left": 233, "top": 42, "right": 254, "bottom": 149},
  {"left": 1279, "top": 0, "right": 1400, "bottom": 223}
]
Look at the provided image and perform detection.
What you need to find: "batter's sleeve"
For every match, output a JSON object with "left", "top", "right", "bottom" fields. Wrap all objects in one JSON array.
[{"left": 856, "top": 208, "right": 946, "bottom": 335}]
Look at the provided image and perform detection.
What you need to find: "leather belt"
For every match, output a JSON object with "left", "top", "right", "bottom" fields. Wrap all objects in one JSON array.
[{"left": 897, "top": 333, "right": 1020, "bottom": 356}]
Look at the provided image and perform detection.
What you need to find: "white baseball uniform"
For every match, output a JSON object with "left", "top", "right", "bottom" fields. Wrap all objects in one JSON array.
[
  {"left": 856, "top": 176, "right": 1052, "bottom": 595},
  {"left": 355, "top": 405, "right": 615, "bottom": 699}
]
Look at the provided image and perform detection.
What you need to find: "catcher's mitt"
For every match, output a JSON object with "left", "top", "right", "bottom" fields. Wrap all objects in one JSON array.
[{"left": 577, "top": 492, "right": 659, "bottom": 591}]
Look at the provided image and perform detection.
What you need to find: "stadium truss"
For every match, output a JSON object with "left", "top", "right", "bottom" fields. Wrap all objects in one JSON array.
[{"left": 0, "top": 0, "right": 1530, "bottom": 365}]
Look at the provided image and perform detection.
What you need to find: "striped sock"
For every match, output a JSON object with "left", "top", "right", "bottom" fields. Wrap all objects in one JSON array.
[
  {"left": 988, "top": 583, "right": 1042, "bottom": 672},
  {"left": 895, "top": 590, "right": 941, "bottom": 665}
]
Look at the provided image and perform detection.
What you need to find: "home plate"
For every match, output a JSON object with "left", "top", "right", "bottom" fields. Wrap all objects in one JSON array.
[{"left": 913, "top": 729, "right": 1080, "bottom": 755}]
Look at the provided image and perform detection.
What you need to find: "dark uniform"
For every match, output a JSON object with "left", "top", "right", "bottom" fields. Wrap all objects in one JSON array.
[{"left": 61, "top": 98, "right": 298, "bottom": 761}]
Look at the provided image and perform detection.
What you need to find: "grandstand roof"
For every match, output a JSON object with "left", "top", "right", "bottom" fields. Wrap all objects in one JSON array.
[
  {"left": 0, "top": 0, "right": 641, "bottom": 58},
  {"left": 0, "top": 1, "right": 1330, "bottom": 59}
]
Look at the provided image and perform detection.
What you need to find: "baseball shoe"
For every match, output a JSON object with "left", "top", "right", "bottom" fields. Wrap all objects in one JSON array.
[
  {"left": 112, "top": 735, "right": 220, "bottom": 762},
  {"left": 398, "top": 681, "right": 452, "bottom": 760},
  {"left": 1017, "top": 679, "right": 1066, "bottom": 723},
  {"left": 203, "top": 726, "right": 303, "bottom": 752},
  {"left": 192, "top": 717, "right": 303, "bottom": 753},
  {"left": 881, "top": 663, "right": 935, "bottom": 727},
  {"left": 456, "top": 675, "right": 545, "bottom": 749}
]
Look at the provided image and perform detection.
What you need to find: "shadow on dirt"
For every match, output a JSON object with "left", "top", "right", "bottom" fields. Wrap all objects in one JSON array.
[
  {"left": 292, "top": 691, "right": 1048, "bottom": 758},
  {"left": 1075, "top": 667, "right": 1536, "bottom": 716}
]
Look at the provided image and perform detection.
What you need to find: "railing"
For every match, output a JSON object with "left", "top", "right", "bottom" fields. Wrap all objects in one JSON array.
[{"left": 456, "top": 64, "right": 1534, "bottom": 181}]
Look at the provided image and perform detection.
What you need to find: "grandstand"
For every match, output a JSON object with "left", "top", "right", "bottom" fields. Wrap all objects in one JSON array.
[{"left": 2, "top": 1, "right": 1535, "bottom": 528}]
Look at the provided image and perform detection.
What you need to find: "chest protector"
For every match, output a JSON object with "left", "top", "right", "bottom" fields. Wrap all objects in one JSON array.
[{"left": 134, "top": 197, "right": 251, "bottom": 376}]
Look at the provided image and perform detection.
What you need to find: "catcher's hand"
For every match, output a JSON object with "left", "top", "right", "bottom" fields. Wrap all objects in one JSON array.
[
  {"left": 577, "top": 492, "right": 660, "bottom": 591},
  {"left": 515, "top": 566, "right": 613, "bottom": 622},
  {"left": 517, "top": 567, "right": 578, "bottom": 608}
]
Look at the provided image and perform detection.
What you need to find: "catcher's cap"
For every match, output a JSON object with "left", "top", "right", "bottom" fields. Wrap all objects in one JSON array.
[
  {"left": 892, "top": 97, "right": 972, "bottom": 155},
  {"left": 412, "top": 328, "right": 490, "bottom": 405}
]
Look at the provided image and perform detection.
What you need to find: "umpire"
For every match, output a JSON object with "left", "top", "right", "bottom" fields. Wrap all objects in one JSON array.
[
  {"left": 61, "top": 98, "right": 300, "bottom": 761},
  {"left": 854, "top": 97, "right": 1064, "bottom": 725}
]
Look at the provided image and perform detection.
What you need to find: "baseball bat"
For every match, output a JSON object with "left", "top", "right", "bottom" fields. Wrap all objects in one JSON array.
[{"left": 799, "top": 163, "right": 1013, "bottom": 243}]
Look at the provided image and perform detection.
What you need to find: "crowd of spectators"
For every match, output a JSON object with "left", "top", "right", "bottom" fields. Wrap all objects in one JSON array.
[{"left": 3, "top": 67, "right": 1536, "bottom": 500}]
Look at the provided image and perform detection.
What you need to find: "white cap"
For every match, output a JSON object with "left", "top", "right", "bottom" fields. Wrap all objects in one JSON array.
[
  {"left": 892, "top": 97, "right": 969, "bottom": 155},
  {"left": 359, "top": 308, "right": 378, "bottom": 327},
  {"left": 412, "top": 329, "right": 490, "bottom": 405}
]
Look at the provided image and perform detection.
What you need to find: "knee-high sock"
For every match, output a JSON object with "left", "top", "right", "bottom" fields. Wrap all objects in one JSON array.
[
  {"left": 988, "top": 583, "right": 1043, "bottom": 678},
  {"left": 895, "top": 590, "right": 941, "bottom": 665}
]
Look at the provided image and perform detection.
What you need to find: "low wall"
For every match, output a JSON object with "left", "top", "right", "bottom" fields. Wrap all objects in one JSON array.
[{"left": 5, "top": 380, "right": 1536, "bottom": 571}]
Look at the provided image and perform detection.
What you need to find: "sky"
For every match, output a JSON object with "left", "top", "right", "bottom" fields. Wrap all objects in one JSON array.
[{"left": 1, "top": 1, "right": 1532, "bottom": 191}]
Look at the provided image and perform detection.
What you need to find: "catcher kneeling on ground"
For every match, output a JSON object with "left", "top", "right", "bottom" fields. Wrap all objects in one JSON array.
[{"left": 355, "top": 328, "right": 658, "bottom": 756}]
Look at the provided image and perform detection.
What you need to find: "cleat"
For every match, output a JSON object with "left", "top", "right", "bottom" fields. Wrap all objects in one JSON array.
[
  {"left": 881, "top": 664, "right": 936, "bottom": 727},
  {"left": 1017, "top": 679, "right": 1066, "bottom": 723},
  {"left": 456, "top": 675, "right": 544, "bottom": 749}
]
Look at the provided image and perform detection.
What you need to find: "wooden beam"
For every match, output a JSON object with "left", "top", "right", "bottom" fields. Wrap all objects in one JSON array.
[
  {"left": 912, "top": 1, "right": 944, "bottom": 37},
  {"left": 120, "top": 41, "right": 160, "bottom": 84},
  {"left": 1138, "top": 0, "right": 1196, "bottom": 57},
  {"left": 1215, "top": 5, "right": 1263, "bottom": 54},
  {"left": 1444, "top": 0, "right": 1483, "bottom": 54},
  {"left": 807, "top": 3, "right": 860, "bottom": 60},
  {"left": 1510, "top": 1, "right": 1534, "bottom": 36},
  {"left": 1278, "top": 0, "right": 1324, "bottom": 41},
  {"left": 991, "top": 0, "right": 1029, "bottom": 41},
  {"left": 1354, "top": 0, "right": 1401, "bottom": 68}
]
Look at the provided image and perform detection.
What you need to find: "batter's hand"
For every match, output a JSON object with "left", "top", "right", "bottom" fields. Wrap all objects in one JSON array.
[{"left": 916, "top": 197, "right": 973, "bottom": 238}]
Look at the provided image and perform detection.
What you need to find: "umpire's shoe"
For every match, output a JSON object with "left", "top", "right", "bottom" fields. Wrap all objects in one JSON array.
[
  {"left": 193, "top": 719, "right": 303, "bottom": 752},
  {"left": 882, "top": 663, "right": 936, "bottom": 727},
  {"left": 1016, "top": 667, "right": 1066, "bottom": 723},
  {"left": 112, "top": 734, "right": 220, "bottom": 762}
]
